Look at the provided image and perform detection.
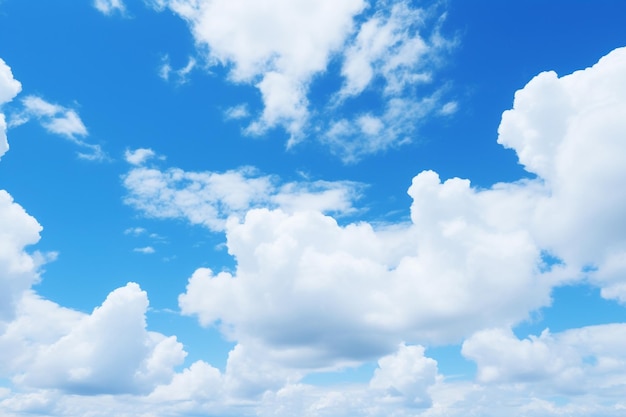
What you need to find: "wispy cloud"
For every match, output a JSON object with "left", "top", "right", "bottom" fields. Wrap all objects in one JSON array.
[
  {"left": 93, "top": 0, "right": 126, "bottom": 16},
  {"left": 152, "top": 0, "right": 455, "bottom": 160},
  {"left": 158, "top": 55, "right": 196, "bottom": 85},
  {"left": 133, "top": 246, "right": 156, "bottom": 254},
  {"left": 10, "top": 96, "right": 106, "bottom": 161}
]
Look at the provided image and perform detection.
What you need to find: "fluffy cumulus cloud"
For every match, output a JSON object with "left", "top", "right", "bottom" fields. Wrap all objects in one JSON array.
[
  {"left": 0, "top": 192, "right": 45, "bottom": 322},
  {"left": 93, "top": 0, "right": 126, "bottom": 15},
  {"left": 0, "top": 58, "right": 22, "bottom": 158},
  {"left": 3, "top": 27, "right": 626, "bottom": 417},
  {"left": 11, "top": 284, "right": 186, "bottom": 395},
  {"left": 150, "top": 0, "right": 452, "bottom": 158},
  {"left": 168, "top": 46, "right": 626, "bottom": 414},
  {"left": 122, "top": 155, "right": 362, "bottom": 231},
  {"left": 0, "top": 57, "right": 184, "bottom": 416},
  {"left": 369, "top": 343, "right": 438, "bottom": 407},
  {"left": 177, "top": 176, "right": 549, "bottom": 368},
  {"left": 463, "top": 324, "right": 626, "bottom": 396},
  {"left": 0, "top": 60, "right": 42, "bottom": 321},
  {"left": 498, "top": 46, "right": 626, "bottom": 302},
  {"left": 0, "top": 285, "right": 187, "bottom": 417}
]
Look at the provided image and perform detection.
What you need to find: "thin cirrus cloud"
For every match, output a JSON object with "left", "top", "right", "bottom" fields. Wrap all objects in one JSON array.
[{"left": 144, "top": 0, "right": 454, "bottom": 161}]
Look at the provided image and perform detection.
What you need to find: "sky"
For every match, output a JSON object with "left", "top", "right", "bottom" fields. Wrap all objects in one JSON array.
[{"left": 1, "top": 0, "right": 626, "bottom": 416}]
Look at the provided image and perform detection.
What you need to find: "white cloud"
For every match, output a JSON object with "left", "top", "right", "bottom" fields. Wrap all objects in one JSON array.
[
  {"left": 16, "top": 96, "right": 88, "bottom": 138},
  {"left": 369, "top": 343, "right": 438, "bottom": 407},
  {"left": 124, "top": 226, "right": 147, "bottom": 236},
  {"left": 462, "top": 324, "right": 626, "bottom": 395},
  {"left": 149, "top": 360, "right": 223, "bottom": 402},
  {"left": 134, "top": 246, "right": 155, "bottom": 254},
  {"left": 497, "top": 46, "right": 626, "bottom": 302},
  {"left": 9, "top": 96, "right": 106, "bottom": 161},
  {"left": 122, "top": 161, "right": 362, "bottom": 232},
  {"left": 177, "top": 177, "right": 550, "bottom": 369},
  {"left": 224, "top": 104, "right": 250, "bottom": 120},
  {"left": 93, "top": 0, "right": 126, "bottom": 15},
  {"left": 337, "top": 2, "right": 440, "bottom": 99},
  {"left": 154, "top": 0, "right": 366, "bottom": 140},
  {"left": 8, "top": 284, "right": 186, "bottom": 395},
  {"left": 323, "top": 95, "right": 440, "bottom": 162},
  {"left": 0, "top": 58, "right": 22, "bottom": 159},
  {"left": 176, "top": 47, "right": 626, "bottom": 381},
  {"left": 440, "top": 101, "right": 458, "bottom": 115},
  {"left": 0, "top": 191, "right": 45, "bottom": 322},
  {"left": 124, "top": 147, "right": 157, "bottom": 166},
  {"left": 0, "top": 58, "right": 21, "bottom": 106}
]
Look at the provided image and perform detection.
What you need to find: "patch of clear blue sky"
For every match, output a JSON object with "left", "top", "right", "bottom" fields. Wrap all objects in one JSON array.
[{"left": 1, "top": 0, "right": 626, "bottom": 379}]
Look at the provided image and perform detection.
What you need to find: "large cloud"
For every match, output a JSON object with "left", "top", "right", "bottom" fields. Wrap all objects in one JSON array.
[
  {"left": 498, "top": 46, "right": 626, "bottom": 302},
  {"left": 176, "top": 46, "right": 626, "bottom": 379},
  {"left": 0, "top": 61, "right": 42, "bottom": 321},
  {"left": 2, "top": 284, "right": 186, "bottom": 397},
  {"left": 177, "top": 175, "right": 550, "bottom": 368},
  {"left": 0, "top": 192, "right": 45, "bottom": 322}
]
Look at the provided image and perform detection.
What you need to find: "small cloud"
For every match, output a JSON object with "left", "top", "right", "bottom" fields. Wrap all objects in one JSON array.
[
  {"left": 124, "top": 148, "right": 157, "bottom": 166},
  {"left": 224, "top": 104, "right": 250, "bottom": 120},
  {"left": 133, "top": 246, "right": 155, "bottom": 254},
  {"left": 158, "top": 57, "right": 172, "bottom": 82},
  {"left": 93, "top": 0, "right": 126, "bottom": 16},
  {"left": 124, "top": 227, "right": 147, "bottom": 236},
  {"left": 14, "top": 96, "right": 88, "bottom": 139},
  {"left": 439, "top": 101, "right": 458, "bottom": 116},
  {"left": 77, "top": 143, "right": 107, "bottom": 161},
  {"left": 158, "top": 55, "right": 196, "bottom": 85},
  {"left": 9, "top": 95, "right": 107, "bottom": 161}
]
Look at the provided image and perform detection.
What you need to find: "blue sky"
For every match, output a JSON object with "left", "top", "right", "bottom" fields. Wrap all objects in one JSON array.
[{"left": 1, "top": 0, "right": 626, "bottom": 415}]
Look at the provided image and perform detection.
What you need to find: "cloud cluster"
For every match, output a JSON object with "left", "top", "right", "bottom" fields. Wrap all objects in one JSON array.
[
  {"left": 3, "top": 285, "right": 185, "bottom": 395},
  {"left": 498, "top": 46, "right": 626, "bottom": 301},
  {"left": 146, "top": 0, "right": 453, "bottom": 159},
  {"left": 0, "top": 56, "right": 185, "bottom": 415},
  {"left": 169, "top": 46, "right": 626, "bottom": 409}
]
